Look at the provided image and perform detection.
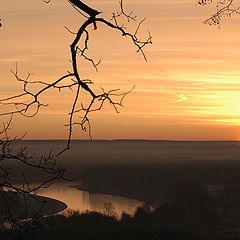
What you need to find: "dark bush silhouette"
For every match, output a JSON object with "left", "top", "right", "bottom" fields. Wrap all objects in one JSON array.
[{"left": 32, "top": 208, "right": 201, "bottom": 240}]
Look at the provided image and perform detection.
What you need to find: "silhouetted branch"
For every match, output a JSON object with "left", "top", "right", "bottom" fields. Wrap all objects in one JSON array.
[
  {"left": 1, "top": 0, "right": 151, "bottom": 154},
  {"left": 0, "top": 122, "right": 66, "bottom": 193},
  {"left": 198, "top": 0, "right": 240, "bottom": 26},
  {"left": 112, "top": 0, "right": 137, "bottom": 23},
  {"left": 68, "top": 0, "right": 101, "bottom": 17},
  {"left": 0, "top": 119, "right": 67, "bottom": 239},
  {"left": 76, "top": 30, "right": 101, "bottom": 71}
]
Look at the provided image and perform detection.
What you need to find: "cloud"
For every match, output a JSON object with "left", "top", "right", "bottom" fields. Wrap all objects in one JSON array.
[{"left": 171, "top": 92, "right": 189, "bottom": 102}]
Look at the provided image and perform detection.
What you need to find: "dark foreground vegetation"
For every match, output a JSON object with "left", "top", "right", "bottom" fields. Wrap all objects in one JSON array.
[
  {"left": 3, "top": 160, "right": 240, "bottom": 239},
  {"left": 2, "top": 182, "right": 240, "bottom": 240},
  {"left": 36, "top": 209, "right": 200, "bottom": 240}
]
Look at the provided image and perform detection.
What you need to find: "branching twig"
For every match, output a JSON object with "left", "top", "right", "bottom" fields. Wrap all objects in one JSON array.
[
  {"left": 1, "top": 0, "right": 151, "bottom": 155},
  {"left": 198, "top": 0, "right": 240, "bottom": 26}
]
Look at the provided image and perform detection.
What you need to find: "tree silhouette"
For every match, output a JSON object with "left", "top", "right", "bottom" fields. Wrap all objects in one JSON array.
[
  {"left": 0, "top": 1, "right": 151, "bottom": 238},
  {"left": 0, "top": 0, "right": 152, "bottom": 153},
  {"left": 103, "top": 202, "right": 118, "bottom": 218},
  {"left": 198, "top": 0, "right": 240, "bottom": 26}
]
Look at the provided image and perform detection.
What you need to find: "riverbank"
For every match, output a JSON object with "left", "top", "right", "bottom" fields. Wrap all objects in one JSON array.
[
  {"left": 0, "top": 190, "right": 67, "bottom": 222},
  {"left": 73, "top": 161, "right": 240, "bottom": 208}
]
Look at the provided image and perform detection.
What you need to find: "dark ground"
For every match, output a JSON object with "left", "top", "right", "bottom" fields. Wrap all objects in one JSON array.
[{"left": 71, "top": 161, "right": 240, "bottom": 207}]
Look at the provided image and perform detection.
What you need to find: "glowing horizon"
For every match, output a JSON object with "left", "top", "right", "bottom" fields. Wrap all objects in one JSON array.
[{"left": 1, "top": 0, "right": 240, "bottom": 141}]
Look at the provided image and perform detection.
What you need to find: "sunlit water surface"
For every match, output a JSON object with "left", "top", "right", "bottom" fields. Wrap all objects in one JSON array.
[{"left": 38, "top": 183, "right": 143, "bottom": 216}]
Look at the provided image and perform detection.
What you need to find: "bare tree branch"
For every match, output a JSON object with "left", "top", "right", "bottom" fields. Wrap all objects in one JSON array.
[
  {"left": 198, "top": 0, "right": 240, "bottom": 26},
  {"left": 1, "top": 0, "right": 151, "bottom": 154}
]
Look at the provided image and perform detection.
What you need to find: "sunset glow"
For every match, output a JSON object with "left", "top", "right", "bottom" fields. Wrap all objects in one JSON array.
[{"left": 1, "top": 0, "right": 240, "bottom": 140}]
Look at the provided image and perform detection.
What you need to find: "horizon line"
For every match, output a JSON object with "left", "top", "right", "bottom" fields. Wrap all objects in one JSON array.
[{"left": 16, "top": 139, "right": 240, "bottom": 142}]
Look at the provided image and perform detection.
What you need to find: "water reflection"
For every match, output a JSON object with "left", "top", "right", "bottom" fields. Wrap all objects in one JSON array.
[{"left": 39, "top": 184, "right": 143, "bottom": 216}]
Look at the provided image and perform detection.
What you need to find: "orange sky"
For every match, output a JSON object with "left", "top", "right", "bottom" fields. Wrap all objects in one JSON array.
[{"left": 1, "top": 0, "right": 240, "bottom": 140}]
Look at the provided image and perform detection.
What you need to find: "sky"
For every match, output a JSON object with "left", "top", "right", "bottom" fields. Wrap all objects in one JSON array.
[{"left": 1, "top": 0, "right": 240, "bottom": 140}]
